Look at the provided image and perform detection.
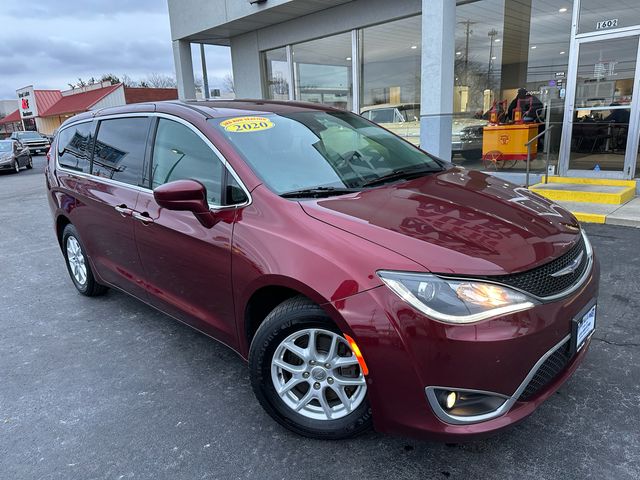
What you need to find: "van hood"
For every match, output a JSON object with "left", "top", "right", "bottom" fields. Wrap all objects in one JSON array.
[{"left": 300, "top": 168, "right": 581, "bottom": 276}]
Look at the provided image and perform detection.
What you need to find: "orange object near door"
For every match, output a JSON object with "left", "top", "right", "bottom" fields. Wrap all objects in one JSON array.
[{"left": 482, "top": 123, "right": 542, "bottom": 160}]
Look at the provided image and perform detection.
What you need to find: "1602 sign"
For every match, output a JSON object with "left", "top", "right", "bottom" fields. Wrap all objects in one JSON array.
[{"left": 596, "top": 19, "right": 619, "bottom": 30}]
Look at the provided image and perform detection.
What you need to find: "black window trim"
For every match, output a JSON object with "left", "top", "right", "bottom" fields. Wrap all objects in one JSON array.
[{"left": 54, "top": 112, "right": 252, "bottom": 209}]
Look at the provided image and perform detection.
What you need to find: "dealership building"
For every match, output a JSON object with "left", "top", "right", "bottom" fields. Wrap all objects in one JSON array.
[{"left": 168, "top": 0, "right": 640, "bottom": 183}]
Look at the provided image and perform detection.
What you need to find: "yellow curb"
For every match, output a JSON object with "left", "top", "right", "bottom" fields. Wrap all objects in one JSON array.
[
  {"left": 571, "top": 212, "right": 607, "bottom": 224},
  {"left": 530, "top": 185, "right": 635, "bottom": 204},
  {"left": 545, "top": 176, "right": 637, "bottom": 187}
]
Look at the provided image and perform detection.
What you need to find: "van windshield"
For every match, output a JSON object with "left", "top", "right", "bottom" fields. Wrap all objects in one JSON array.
[
  {"left": 0, "top": 141, "right": 12, "bottom": 152},
  {"left": 210, "top": 111, "right": 442, "bottom": 195}
]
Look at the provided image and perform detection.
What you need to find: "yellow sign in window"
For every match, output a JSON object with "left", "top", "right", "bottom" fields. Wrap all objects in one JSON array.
[{"left": 220, "top": 116, "right": 275, "bottom": 133}]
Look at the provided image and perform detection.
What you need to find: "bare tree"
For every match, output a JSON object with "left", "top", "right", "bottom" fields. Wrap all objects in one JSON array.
[
  {"left": 120, "top": 74, "right": 138, "bottom": 87},
  {"left": 143, "top": 73, "right": 178, "bottom": 88},
  {"left": 222, "top": 73, "right": 235, "bottom": 93}
]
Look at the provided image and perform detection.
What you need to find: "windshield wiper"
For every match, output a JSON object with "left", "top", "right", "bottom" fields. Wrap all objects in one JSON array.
[
  {"left": 361, "top": 165, "right": 441, "bottom": 188},
  {"left": 280, "top": 186, "right": 360, "bottom": 198}
]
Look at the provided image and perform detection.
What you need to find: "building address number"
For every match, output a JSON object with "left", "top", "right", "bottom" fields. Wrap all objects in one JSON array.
[{"left": 595, "top": 19, "right": 619, "bottom": 30}]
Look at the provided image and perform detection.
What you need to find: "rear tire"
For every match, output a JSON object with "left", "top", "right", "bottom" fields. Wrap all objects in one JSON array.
[
  {"left": 62, "top": 224, "right": 108, "bottom": 297},
  {"left": 249, "top": 296, "right": 372, "bottom": 439}
]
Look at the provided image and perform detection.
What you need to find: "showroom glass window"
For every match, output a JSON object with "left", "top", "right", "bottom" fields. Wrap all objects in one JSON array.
[
  {"left": 151, "top": 118, "right": 224, "bottom": 205},
  {"left": 454, "top": 0, "right": 574, "bottom": 172},
  {"left": 92, "top": 117, "right": 151, "bottom": 185},
  {"left": 263, "top": 47, "right": 289, "bottom": 101},
  {"left": 291, "top": 32, "right": 353, "bottom": 110},
  {"left": 578, "top": 0, "right": 640, "bottom": 33},
  {"left": 359, "top": 16, "right": 422, "bottom": 145},
  {"left": 57, "top": 122, "right": 94, "bottom": 173}
]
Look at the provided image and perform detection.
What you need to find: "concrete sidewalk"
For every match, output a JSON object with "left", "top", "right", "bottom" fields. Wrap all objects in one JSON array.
[{"left": 556, "top": 196, "right": 640, "bottom": 227}]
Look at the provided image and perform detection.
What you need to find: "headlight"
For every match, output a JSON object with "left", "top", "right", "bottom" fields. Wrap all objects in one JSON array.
[{"left": 377, "top": 271, "right": 536, "bottom": 324}]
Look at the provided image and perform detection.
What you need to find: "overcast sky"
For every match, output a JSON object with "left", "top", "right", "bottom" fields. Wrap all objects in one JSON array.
[{"left": 0, "top": 0, "right": 232, "bottom": 99}]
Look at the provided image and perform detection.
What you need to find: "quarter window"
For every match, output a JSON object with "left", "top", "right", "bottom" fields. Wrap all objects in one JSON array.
[
  {"left": 151, "top": 119, "right": 224, "bottom": 205},
  {"left": 92, "top": 117, "right": 151, "bottom": 186},
  {"left": 57, "top": 122, "right": 94, "bottom": 173}
]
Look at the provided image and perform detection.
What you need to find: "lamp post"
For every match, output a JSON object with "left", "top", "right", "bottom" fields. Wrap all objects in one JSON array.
[{"left": 487, "top": 29, "right": 498, "bottom": 89}]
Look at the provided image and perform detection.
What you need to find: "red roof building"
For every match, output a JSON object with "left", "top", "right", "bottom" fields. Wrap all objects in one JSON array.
[
  {"left": 13, "top": 82, "right": 178, "bottom": 135},
  {"left": 0, "top": 108, "right": 22, "bottom": 134}
]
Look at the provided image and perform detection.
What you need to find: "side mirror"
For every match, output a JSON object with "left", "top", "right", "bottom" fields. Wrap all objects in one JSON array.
[{"left": 153, "top": 179, "right": 218, "bottom": 228}]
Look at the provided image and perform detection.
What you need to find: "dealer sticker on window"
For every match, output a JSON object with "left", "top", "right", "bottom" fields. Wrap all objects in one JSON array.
[{"left": 220, "top": 116, "right": 274, "bottom": 133}]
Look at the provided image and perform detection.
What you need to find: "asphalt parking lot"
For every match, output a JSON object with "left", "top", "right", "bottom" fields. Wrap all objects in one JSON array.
[{"left": 1, "top": 156, "right": 639, "bottom": 480}]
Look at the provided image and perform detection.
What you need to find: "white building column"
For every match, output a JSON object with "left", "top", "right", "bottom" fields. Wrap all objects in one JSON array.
[
  {"left": 420, "top": 0, "right": 456, "bottom": 160},
  {"left": 173, "top": 40, "right": 196, "bottom": 100}
]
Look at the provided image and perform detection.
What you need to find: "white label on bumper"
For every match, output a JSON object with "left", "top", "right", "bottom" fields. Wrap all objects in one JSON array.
[{"left": 577, "top": 305, "right": 596, "bottom": 351}]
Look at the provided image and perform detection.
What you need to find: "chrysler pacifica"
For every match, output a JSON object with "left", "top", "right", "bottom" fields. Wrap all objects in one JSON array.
[{"left": 46, "top": 100, "right": 599, "bottom": 440}]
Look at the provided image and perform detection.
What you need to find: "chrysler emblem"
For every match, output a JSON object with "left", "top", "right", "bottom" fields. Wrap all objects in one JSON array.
[{"left": 550, "top": 251, "right": 584, "bottom": 277}]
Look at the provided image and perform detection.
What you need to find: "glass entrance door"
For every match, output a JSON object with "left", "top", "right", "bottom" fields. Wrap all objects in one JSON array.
[{"left": 564, "top": 34, "right": 640, "bottom": 178}]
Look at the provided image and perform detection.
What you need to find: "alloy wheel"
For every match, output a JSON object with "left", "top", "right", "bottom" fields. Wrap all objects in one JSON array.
[
  {"left": 66, "top": 236, "right": 88, "bottom": 286},
  {"left": 270, "top": 328, "right": 367, "bottom": 421}
]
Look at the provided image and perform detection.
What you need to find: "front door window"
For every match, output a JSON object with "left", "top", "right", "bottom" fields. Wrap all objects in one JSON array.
[{"left": 568, "top": 36, "right": 638, "bottom": 174}]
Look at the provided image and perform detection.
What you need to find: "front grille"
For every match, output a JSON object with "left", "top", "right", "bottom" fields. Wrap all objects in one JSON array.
[
  {"left": 478, "top": 236, "right": 588, "bottom": 298},
  {"left": 519, "top": 340, "right": 572, "bottom": 401}
]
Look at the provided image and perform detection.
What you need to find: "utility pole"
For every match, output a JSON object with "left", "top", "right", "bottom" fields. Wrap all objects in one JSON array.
[{"left": 458, "top": 19, "right": 477, "bottom": 85}]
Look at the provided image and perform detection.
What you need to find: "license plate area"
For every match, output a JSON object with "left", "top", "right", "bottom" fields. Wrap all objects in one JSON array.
[{"left": 571, "top": 303, "right": 596, "bottom": 354}]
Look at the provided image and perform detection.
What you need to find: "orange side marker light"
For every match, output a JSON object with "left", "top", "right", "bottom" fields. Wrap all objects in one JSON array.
[{"left": 344, "top": 334, "right": 369, "bottom": 376}]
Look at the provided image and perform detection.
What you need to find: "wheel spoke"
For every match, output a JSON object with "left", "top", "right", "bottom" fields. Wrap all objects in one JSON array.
[
  {"left": 293, "top": 388, "right": 315, "bottom": 412},
  {"left": 273, "top": 358, "right": 306, "bottom": 374},
  {"left": 282, "top": 340, "right": 308, "bottom": 362},
  {"left": 330, "top": 385, "right": 352, "bottom": 413},
  {"left": 325, "top": 334, "right": 339, "bottom": 361},
  {"left": 317, "top": 389, "right": 333, "bottom": 419},
  {"left": 277, "top": 376, "right": 304, "bottom": 396},
  {"left": 307, "top": 330, "right": 317, "bottom": 358},
  {"left": 333, "top": 375, "right": 365, "bottom": 387},
  {"left": 333, "top": 355, "right": 359, "bottom": 368}
]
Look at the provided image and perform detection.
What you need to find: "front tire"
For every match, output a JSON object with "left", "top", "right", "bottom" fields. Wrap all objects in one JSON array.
[
  {"left": 249, "top": 296, "right": 372, "bottom": 439},
  {"left": 26, "top": 156, "right": 33, "bottom": 169},
  {"left": 13, "top": 161, "right": 20, "bottom": 174},
  {"left": 62, "top": 224, "right": 108, "bottom": 297}
]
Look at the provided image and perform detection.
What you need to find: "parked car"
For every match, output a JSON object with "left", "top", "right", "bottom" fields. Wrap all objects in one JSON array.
[
  {"left": 360, "top": 103, "right": 485, "bottom": 160},
  {"left": 11, "top": 130, "right": 51, "bottom": 155},
  {"left": 0, "top": 139, "right": 32, "bottom": 173},
  {"left": 46, "top": 100, "right": 598, "bottom": 441}
]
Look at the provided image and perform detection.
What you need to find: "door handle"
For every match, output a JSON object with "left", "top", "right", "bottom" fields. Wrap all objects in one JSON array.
[
  {"left": 132, "top": 211, "right": 154, "bottom": 225},
  {"left": 114, "top": 204, "right": 133, "bottom": 217}
]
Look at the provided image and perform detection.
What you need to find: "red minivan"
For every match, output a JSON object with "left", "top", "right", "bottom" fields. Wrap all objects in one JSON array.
[{"left": 46, "top": 100, "right": 599, "bottom": 440}]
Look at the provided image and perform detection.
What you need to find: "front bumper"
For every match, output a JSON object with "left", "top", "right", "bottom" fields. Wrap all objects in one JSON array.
[
  {"left": 24, "top": 143, "right": 49, "bottom": 153},
  {"left": 452, "top": 138, "right": 482, "bottom": 153},
  {"left": 331, "top": 256, "right": 600, "bottom": 440}
]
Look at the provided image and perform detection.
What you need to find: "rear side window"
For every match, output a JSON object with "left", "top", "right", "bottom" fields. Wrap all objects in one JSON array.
[
  {"left": 151, "top": 118, "right": 223, "bottom": 205},
  {"left": 92, "top": 117, "right": 151, "bottom": 186},
  {"left": 57, "top": 122, "right": 94, "bottom": 173}
]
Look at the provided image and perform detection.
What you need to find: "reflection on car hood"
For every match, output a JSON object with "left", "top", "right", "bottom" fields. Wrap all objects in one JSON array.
[
  {"left": 0, "top": 153, "right": 13, "bottom": 161},
  {"left": 300, "top": 168, "right": 581, "bottom": 276}
]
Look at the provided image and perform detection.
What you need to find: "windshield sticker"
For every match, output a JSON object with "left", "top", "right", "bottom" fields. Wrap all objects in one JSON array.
[{"left": 220, "top": 116, "right": 274, "bottom": 133}]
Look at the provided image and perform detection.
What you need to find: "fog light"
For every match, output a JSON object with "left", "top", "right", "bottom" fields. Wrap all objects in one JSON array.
[
  {"left": 430, "top": 387, "right": 509, "bottom": 420},
  {"left": 446, "top": 391, "right": 457, "bottom": 409}
]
